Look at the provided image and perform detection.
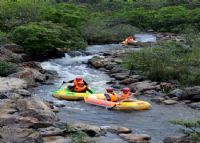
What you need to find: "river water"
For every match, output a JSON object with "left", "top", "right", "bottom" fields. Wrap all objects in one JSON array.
[{"left": 32, "top": 43, "right": 200, "bottom": 143}]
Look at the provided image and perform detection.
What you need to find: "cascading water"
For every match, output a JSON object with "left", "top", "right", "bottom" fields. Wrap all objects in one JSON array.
[{"left": 32, "top": 37, "right": 200, "bottom": 143}]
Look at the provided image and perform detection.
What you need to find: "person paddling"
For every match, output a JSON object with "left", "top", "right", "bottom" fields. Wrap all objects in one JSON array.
[
  {"left": 63, "top": 76, "right": 88, "bottom": 90},
  {"left": 104, "top": 87, "right": 118, "bottom": 102},
  {"left": 118, "top": 87, "right": 139, "bottom": 101},
  {"left": 69, "top": 81, "right": 93, "bottom": 93}
]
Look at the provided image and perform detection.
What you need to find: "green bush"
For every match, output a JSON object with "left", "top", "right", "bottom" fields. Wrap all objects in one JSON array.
[
  {"left": 170, "top": 119, "right": 200, "bottom": 142},
  {"left": 0, "top": 0, "right": 51, "bottom": 31},
  {"left": 0, "top": 31, "right": 7, "bottom": 44},
  {"left": 0, "top": 60, "right": 18, "bottom": 76},
  {"left": 42, "top": 3, "right": 87, "bottom": 27},
  {"left": 123, "top": 40, "right": 200, "bottom": 86},
  {"left": 12, "top": 22, "right": 87, "bottom": 57}
]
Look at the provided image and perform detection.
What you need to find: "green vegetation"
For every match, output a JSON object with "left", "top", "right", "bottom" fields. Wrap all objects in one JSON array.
[
  {"left": 0, "top": 60, "right": 18, "bottom": 76},
  {"left": 63, "top": 125, "right": 95, "bottom": 143},
  {"left": 1, "top": 0, "right": 200, "bottom": 60},
  {"left": 12, "top": 22, "right": 86, "bottom": 56},
  {"left": 123, "top": 29, "right": 200, "bottom": 86},
  {"left": 170, "top": 119, "right": 200, "bottom": 142}
]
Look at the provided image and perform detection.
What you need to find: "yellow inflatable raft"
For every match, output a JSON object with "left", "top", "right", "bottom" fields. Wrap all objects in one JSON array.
[{"left": 84, "top": 94, "right": 151, "bottom": 111}]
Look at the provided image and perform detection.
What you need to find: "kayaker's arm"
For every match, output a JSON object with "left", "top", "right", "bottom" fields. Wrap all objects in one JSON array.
[{"left": 65, "top": 80, "right": 73, "bottom": 83}]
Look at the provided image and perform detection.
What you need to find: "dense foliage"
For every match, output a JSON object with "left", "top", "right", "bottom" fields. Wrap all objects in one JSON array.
[
  {"left": 12, "top": 22, "right": 86, "bottom": 56},
  {"left": 170, "top": 119, "right": 200, "bottom": 142},
  {"left": 0, "top": 60, "right": 18, "bottom": 76},
  {"left": 123, "top": 31, "right": 200, "bottom": 86}
]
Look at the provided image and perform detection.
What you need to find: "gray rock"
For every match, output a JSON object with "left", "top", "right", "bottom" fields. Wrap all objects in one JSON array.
[
  {"left": 9, "top": 68, "right": 46, "bottom": 85},
  {"left": 101, "top": 126, "right": 132, "bottom": 134},
  {"left": 130, "top": 81, "right": 158, "bottom": 92},
  {"left": 191, "top": 94, "right": 200, "bottom": 101},
  {"left": 0, "top": 77, "right": 27, "bottom": 92},
  {"left": 4, "top": 44, "right": 24, "bottom": 53},
  {"left": 0, "top": 127, "right": 43, "bottom": 143},
  {"left": 119, "top": 78, "right": 136, "bottom": 85},
  {"left": 20, "top": 62, "right": 45, "bottom": 73},
  {"left": 188, "top": 102, "right": 200, "bottom": 110},
  {"left": 70, "top": 123, "right": 105, "bottom": 137},
  {"left": 111, "top": 72, "right": 129, "bottom": 80},
  {"left": 15, "top": 89, "right": 31, "bottom": 97},
  {"left": 169, "top": 89, "right": 188, "bottom": 100},
  {"left": 0, "top": 46, "right": 24, "bottom": 63},
  {"left": 185, "top": 86, "right": 200, "bottom": 96},
  {"left": 151, "top": 97, "right": 165, "bottom": 103},
  {"left": 163, "top": 99, "right": 178, "bottom": 105},
  {"left": 88, "top": 56, "right": 112, "bottom": 68},
  {"left": 40, "top": 127, "right": 65, "bottom": 137},
  {"left": 163, "top": 136, "right": 193, "bottom": 143},
  {"left": 43, "top": 136, "right": 71, "bottom": 143},
  {"left": 119, "top": 133, "right": 151, "bottom": 143},
  {"left": 16, "top": 97, "right": 57, "bottom": 122}
]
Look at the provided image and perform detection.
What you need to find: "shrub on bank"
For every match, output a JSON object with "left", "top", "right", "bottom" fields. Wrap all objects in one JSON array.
[
  {"left": 12, "top": 22, "right": 86, "bottom": 57},
  {"left": 123, "top": 41, "right": 200, "bottom": 86},
  {"left": 170, "top": 119, "right": 200, "bottom": 142},
  {"left": 0, "top": 60, "right": 18, "bottom": 76}
]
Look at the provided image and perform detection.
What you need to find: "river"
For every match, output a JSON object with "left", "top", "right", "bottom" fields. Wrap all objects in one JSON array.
[{"left": 32, "top": 42, "right": 200, "bottom": 143}]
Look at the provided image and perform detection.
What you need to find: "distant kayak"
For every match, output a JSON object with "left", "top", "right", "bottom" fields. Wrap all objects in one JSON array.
[{"left": 84, "top": 94, "right": 151, "bottom": 111}]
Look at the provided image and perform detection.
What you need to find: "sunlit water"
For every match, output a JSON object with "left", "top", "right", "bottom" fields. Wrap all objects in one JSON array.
[{"left": 32, "top": 36, "right": 200, "bottom": 143}]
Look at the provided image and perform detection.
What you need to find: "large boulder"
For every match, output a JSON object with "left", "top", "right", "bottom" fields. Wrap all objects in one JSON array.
[
  {"left": 16, "top": 97, "right": 57, "bottom": 123},
  {"left": 163, "top": 99, "right": 178, "bottom": 105},
  {"left": 9, "top": 68, "right": 46, "bottom": 85},
  {"left": 111, "top": 72, "right": 130, "bottom": 80},
  {"left": 168, "top": 89, "right": 188, "bottom": 100},
  {"left": 119, "top": 133, "right": 151, "bottom": 143},
  {"left": 188, "top": 102, "right": 200, "bottom": 110},
  {"left": 101, "top": 126, "right": 132, "bottom": 134},
  {"left": 130, "top": 81, "right": 158, "bottom": 92},
  {"left": 20, "top": 62, "right": 45, "bottom": 73},
  {"left": 0, "top": 77, "right": 27, "bottom": 92},
  {"left": 0, "top": 127, "right": 43, "bottom": 143},
  {"left": 70, "top": 123, "right": 105, "bottom": 137},
  {"left": 185, "top": 86, "right": 200, "bottom": 101},
  {"left": 88, "top": 56, "right": 113, "bottom": 68},
  {"left": 0, "top": 46, "right": 24, "bottom": 63}
]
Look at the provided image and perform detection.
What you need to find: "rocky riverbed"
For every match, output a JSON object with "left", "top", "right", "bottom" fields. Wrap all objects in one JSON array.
[{"left": 0, "top": 33, "right": 199, "bottom": 143}]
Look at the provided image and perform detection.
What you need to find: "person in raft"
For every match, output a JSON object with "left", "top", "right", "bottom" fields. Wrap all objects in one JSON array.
[
  {"left": 104, "top": 87, "right": 118, "bottom": 102},
  {"left": 63, "top": 76, "right": 92, "bottom": 93},
  {"left": 118, "top": 87, "right": 139, "bottom": 101}
]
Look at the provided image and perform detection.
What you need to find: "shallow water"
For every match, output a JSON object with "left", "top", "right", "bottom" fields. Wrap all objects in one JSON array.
[{"left": 32, "top": 43, "right": 200, "bottom": 143}]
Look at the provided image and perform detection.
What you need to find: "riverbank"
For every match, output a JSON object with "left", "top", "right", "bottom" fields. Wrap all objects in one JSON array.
[
  {"left": 0, "top": 32, "right": 199, "bottom": 142},
  {"left": 0, "top": 44, "right": 153, "bottom": 143}
]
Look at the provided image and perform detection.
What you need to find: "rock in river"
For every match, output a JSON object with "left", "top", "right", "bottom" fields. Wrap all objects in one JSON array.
[
  {"left": 119, "top": 133, "right": 151, "bottom": 143},
  {"left": 0, "top": 77, "right": 27, "bottom": 92}
]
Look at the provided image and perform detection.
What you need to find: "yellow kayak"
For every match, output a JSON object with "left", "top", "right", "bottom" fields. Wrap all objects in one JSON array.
[
  {"left": 84, "top": 94, "right": 151, "bottom": 111},
  {"left": 52, "top": 88, "right": 104, "bottom": 101}
]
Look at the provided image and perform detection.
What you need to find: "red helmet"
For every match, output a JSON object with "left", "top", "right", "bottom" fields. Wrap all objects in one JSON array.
[
  {"left": 122, "top": 87, "right": 130, "bottom": 92},
  {"left": 106, "top": 87, "right": 114, "bottom": 92},
  {"left": 75, "top": 76, "right": 83, "bottom": 81},
  {"left": 77, "top": 81, "right": 84, "bottom": 86}
]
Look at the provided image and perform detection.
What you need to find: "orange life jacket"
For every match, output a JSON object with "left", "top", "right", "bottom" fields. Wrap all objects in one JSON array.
[
  {"left": 108, "top": 92, "right": 118, "bottom": 102},
  {"left": 73, "top": 85, "right": 87, "bottom": 92},
  {"left": 73, "top": 79, "right": 83, "bottom": 87},
  {"left": 119, "top": 92, "right": 131, "bottom": 100}
]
